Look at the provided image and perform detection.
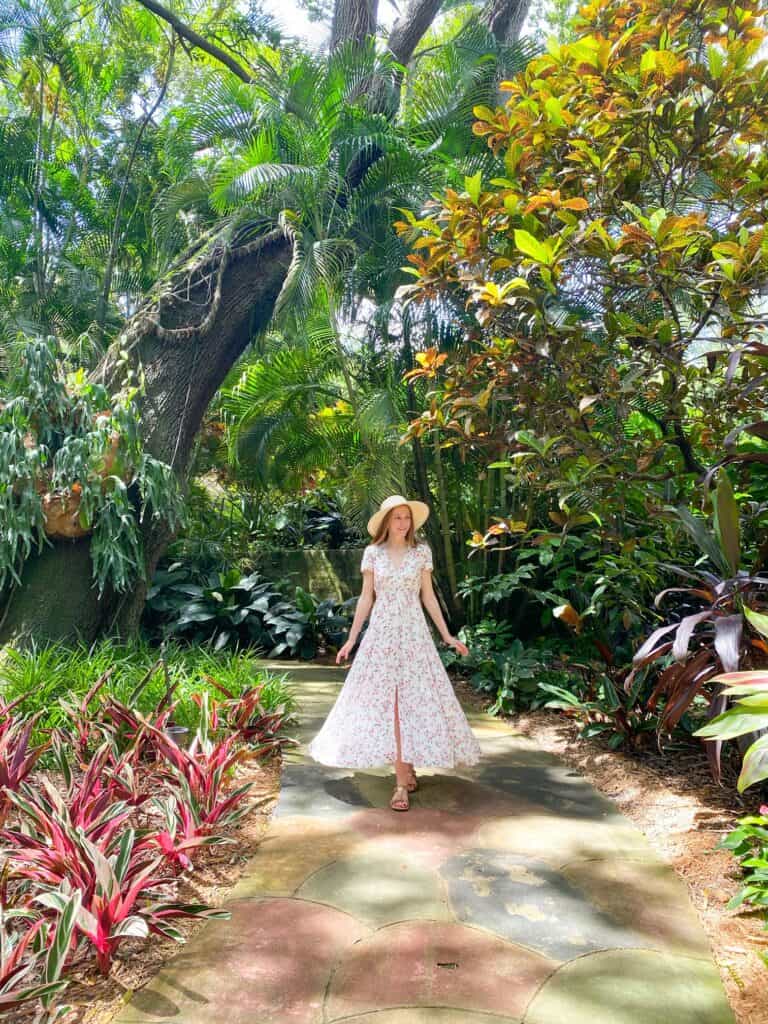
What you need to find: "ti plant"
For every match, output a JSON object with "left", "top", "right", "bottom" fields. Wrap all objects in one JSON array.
[
  {"left": 148, "top": 696, "right": 253, "bottom": 830},
  {"left": 0, "top": 712, "right": 50, "bottom": 823},
  {"left": 140, "top": 795, "right": 231, "bottom": 873},
  {"left": 199, "top": 675, "right": 294, "bottom": 757},
  {"left": 0, "top": 896, "right": 78, "bottom": 1017},
  {"left": 631, "top": 475, "right": 768, "bottom": 779},
  {"left": 34, "top": 831, "right": 228, "bottom": 974},
  {"left": 695, "top": 670, "right": 768, "bottom": 792}
]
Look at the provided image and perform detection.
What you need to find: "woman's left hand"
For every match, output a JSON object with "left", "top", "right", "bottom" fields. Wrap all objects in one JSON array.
[{"left": 444, "top": 635, "right": 469, "bottom": 657}]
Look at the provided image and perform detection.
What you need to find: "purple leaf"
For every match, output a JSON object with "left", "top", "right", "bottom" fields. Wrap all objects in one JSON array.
[
  {"left": 672, "top": 610, "right": 713, "bottom": 662},
  {"left": 713, "top": 614, "right": 743, "bottom": 673}
]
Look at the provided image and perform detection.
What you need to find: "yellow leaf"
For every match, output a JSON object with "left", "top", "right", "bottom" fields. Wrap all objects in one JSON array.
[
  {"left": 562, "top": 197, "right": 589, "bottom": 211},
  {"left": 554, "top": 603, "right": 583, "bottom": 632}
]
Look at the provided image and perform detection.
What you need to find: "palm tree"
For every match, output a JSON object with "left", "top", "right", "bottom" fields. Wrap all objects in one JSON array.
[{"left": 1, "top": 0, "right": 537, "bottom": 643}]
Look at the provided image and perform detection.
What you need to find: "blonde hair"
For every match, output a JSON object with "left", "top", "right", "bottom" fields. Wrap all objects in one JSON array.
[{"left": 372, "top": 506, "right": 418, "bottom": 547}]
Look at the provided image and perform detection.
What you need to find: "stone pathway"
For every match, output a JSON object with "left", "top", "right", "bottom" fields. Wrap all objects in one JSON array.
[{"left": 117, "top": 664, "right": 734, "bottom": 1024}]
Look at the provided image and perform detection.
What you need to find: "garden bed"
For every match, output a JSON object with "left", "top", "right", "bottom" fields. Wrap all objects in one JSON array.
[
  {"left": 6, "top": 753, "right": 282, "bottom": 1024},
  {"left": 461, "top": 676, "right": 768, "bottom": 1024}
]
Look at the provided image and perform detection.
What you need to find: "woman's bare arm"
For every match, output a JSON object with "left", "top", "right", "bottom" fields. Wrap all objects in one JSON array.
[
  {"left": 419, "top": 569, "right": 452, "bottom": 642},
  {"left": 336, "top": 571, "right": 375, "bottom": 662},
  {"left": 348, "top": 571, "right": 375, "bottom": 644}
]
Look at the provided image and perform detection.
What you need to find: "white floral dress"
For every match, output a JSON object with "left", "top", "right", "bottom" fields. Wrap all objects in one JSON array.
[{"left": 308, "top": 542, "right": 481, "bottom": 769}]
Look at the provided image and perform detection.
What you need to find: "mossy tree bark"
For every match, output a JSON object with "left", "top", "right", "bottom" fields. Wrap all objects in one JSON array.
[{"left": 0, "top": 230, "right": 293, "bottom": 647}]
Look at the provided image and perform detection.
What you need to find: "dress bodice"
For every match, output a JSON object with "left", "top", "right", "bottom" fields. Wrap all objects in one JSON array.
[{"left": 361, "top": 543, "right": 432, "bottom": 600}]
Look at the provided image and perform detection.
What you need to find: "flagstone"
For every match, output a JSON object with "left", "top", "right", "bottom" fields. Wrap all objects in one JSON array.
[
  {"left": 115, "top": 664, "right": 734, "bottom": 1024},
  {"left": 325, "top": 920, "right": 556, "bottom": 1022},
  {"left": 523, "top": 948, "right": 733, "bottom": 1024}
]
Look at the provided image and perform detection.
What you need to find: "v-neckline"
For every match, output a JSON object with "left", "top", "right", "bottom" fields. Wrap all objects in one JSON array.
[{"left": 383, "top": 544, "right": 411, "bottom": 573}]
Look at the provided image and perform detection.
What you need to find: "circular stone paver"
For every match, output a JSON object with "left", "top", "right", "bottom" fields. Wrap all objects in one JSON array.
[
  {"left": 275, "top": 764, "right": 372, "bottom": 820},
  {"left": 477, "top": 765, "right": 618, "bottom": 821},
  {"left": 117, "top": 897, "right": 370, "bottom": 1024},
  {"left": 331, "top": 1010, "right": 520, "bottom": 1024},
  {"left": 326, "top": 920, "right": 556, "bottom": 1022},
  {"left": 355, "top": 772, "right": 539, "bottom": 819},
  {"left": 522, "top": 948, "right": 733, "bottom": 1024},
  {"left": 346, "top": 807, "right": 487, "bottom": 869},
  {"left": 228, "top": 818, "right": 361, "bottom": 899},
  {"left": 296, "top": 850, "right": 453, "bottom": 927},
  {"left": 441, "top": 849, "right": 640, "bottom": 959}
]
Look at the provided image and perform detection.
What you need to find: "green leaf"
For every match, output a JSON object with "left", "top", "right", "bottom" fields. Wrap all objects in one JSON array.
[
  {"left": 714, "top": 472, "right": 740, "bottom": 575},
  {"left": 544, "top": 96, "right": 564, "bottom": 125},
  {"left": 673, "top": 506, "right": 729, "bottom": 576},
  {"left": 465, "top": 171, "right": 482, "bottom": 205},
  {"left": 706, "top": 45, "right": 725, "bottom": 80},
  {"left": 514, "top": 229, "right": 550, "bottom": 264},
  {"left": 745, "top": 607, "right": 768, "bottom": 640},
  {"left": 738, "top": 734, "right": 768, "bottom": 793},
  {"left": 695, "top": 707, "right": 768, "bottom": 741}
]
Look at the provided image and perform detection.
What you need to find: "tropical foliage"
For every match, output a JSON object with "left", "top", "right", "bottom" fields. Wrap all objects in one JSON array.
[
  {"left": 0, "top": 335, "right": 184, "bottom": 592},
  {"left": 0, "top": 650, "right": 293, "bottom": 1007}
]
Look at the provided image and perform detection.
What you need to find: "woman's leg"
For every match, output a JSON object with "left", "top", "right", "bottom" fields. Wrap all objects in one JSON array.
[
  {"left": 393, "top": 688, "right": 410, "bottom": 784},
  {"left": 393, "top": 688, "right": 417, "bottom": 787},
  {"left": 391, "top": 689, "right": 411, "bottom": 809}
]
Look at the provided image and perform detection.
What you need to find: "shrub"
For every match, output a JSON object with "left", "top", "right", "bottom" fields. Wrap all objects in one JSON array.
[
  {"left": 443, "top": 621, "right": 571, "bottom": 714},
  {"left": 0, "top": 335, "right": 184, "bottom": 594},
  {"left": 719, "top": 806, "right": 768, "bottom": 958},
  {"left": 143, "top": 564, "right": 353, "bottom": 658},
  {"left": 695, "top": 670, "right": 768, "bottom": 792},
  {"left": 0, "top": 639, "right": 296, "bottom": 736},
  {"left": 630, "top": 480, "right": 768, "bottom": 778}
]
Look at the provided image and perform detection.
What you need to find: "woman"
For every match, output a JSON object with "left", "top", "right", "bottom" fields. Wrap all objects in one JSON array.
[{"left": 308, "top": 494, "right": 481, "bottom": 811}]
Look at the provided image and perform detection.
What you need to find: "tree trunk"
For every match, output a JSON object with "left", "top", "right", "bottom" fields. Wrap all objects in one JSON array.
[
  {"left": 330, "top": 0, "right": 379, "bottom": 51},
  {"left": 0, "top": 229, "right": 293, "bottom": 648},
  {"left": 387, "top": 0, "right": 444, "bottom": 65},
  {"left": 481, "top": 0, "right": 530, "bottom": 45}
]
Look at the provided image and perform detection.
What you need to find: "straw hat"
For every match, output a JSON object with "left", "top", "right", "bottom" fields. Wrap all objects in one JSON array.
[{"left": 367, "top": 494, "right": 430, "bottom": 537}]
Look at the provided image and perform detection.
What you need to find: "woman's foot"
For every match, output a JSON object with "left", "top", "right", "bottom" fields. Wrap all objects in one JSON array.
[
  {"left": 406, "top": 769, "right": 418, "bottom": 793},
  {"left": 390, "top": 784, "right": 410, "bottom": 812}
]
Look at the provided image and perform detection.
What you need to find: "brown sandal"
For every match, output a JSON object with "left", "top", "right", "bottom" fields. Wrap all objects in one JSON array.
[
  {"left": 406, "top": 772, "right": 418, "bottom": 793},
  {"left": 390, "top": 785, "right": 410, "bottom": 812}
]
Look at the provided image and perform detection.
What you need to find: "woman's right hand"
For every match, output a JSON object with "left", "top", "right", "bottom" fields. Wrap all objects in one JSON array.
[{"left": 336, "top": 639, "right": 355, "bottom": 664}]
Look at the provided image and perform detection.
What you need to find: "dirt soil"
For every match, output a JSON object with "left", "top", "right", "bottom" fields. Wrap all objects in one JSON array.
[{"left": 455, "top": 679, "right": 768, "bottom": 1024}]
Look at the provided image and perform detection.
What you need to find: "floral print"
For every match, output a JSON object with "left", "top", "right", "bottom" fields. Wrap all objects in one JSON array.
[{"left": 308, "top": 542, "right": 481, "bottom": 769}]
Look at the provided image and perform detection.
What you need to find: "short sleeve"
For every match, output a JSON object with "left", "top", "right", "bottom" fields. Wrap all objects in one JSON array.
[
  {"left": 361, "top": 545, "right": 374, "bottom": 572},
  {"left": 420, "top": 544, "right": 433, "bottom": 571}
]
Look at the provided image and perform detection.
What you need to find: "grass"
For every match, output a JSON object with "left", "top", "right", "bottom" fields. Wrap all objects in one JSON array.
[{"left": 0, "top": 638, "right": 297, "bottom": 733}]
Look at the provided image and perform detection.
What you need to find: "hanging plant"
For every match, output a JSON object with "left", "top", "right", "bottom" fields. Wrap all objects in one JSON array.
[{"left": 0, "top": 336, "right": 186, "bottom": 593}]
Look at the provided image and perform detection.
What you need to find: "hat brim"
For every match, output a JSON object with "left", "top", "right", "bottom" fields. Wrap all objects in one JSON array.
[{"left": 367, "top": 498, "right": 430, "bottom": 537}]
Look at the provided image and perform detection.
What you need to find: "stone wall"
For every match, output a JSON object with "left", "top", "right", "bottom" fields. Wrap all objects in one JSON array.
[{"left": 257, "top": 548, "right": 365, "bottom": 601}]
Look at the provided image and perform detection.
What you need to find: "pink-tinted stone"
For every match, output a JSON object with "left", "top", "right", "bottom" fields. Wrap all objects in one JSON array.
[
  {"left": 117, "top": 898, "right": 369, "bottom": 1024},
  {"left": 345, "top": 807, "right": 486, "bottom": 869},
  {"left": 326, "top": 920, "right": 555, "bottom": 1021}
]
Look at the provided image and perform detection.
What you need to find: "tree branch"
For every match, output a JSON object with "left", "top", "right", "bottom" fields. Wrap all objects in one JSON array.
[
  {"left": 387, "top": 0, "right": 444, "bottom": 65},
  {"left": 132, "top": 0, "right": 254, "bottom": 82}
]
